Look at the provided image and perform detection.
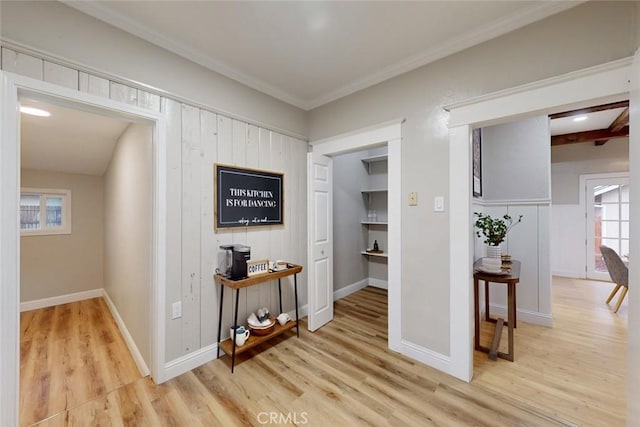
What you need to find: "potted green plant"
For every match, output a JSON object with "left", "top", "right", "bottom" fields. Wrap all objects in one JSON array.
[{"left": 473, "top": 212, "right": 523, "bottom": 258}]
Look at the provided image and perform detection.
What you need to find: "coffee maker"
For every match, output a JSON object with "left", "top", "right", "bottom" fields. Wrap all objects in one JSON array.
[{"left": 219, "top": 244, "right": 251, "bottom": 280}]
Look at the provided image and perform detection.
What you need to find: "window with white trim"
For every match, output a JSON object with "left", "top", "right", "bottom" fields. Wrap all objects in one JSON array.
[{"left": 20, "top": 188, "right": 71, "bottom": 236}]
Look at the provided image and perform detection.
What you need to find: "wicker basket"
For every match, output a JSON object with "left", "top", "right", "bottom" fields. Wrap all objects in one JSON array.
[{"left": 249, "top": 316, "right": 276, "bottom": 336}]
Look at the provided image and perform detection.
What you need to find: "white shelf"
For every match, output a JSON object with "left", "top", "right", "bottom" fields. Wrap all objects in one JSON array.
[
  {"left": 361, "top": 154, "right": 388, "bottom": 164},
  {"left": 361, "top": 221, "right": 388, "bottom": 225},
  {"left": 361, "top": 188, "right": 388, "bottom": 193},
  {"left": 361, "top": 251, "right": 388, "bottom": 258}
]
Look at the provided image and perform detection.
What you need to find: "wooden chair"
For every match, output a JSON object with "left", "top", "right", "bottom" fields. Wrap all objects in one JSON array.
[{"left": 600, "top": 245, "right": 629, "bottom": 313}]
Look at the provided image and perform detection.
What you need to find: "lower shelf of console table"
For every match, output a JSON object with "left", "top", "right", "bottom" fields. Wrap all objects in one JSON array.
[{"left": 219, "top": 320, "right": 298, "bottom": 357}]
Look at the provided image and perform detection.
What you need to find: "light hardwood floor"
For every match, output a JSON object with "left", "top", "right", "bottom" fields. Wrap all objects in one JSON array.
[
  {"left": 20, "top": 298, "right": 142, "bottom": 426},
  {"left": 24, "top": 281, "right": 625, "bottom": 426},
  {"left": 474, "top": 276, "right": 627, "bottom": 426}
]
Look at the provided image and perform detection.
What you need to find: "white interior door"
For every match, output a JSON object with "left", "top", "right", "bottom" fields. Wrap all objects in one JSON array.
[
  {"left": 307, "top": 152, "right": 333, "bottom": 331},
  {"left": 585, "top": 175, "right": 629, "bottom": 281}
]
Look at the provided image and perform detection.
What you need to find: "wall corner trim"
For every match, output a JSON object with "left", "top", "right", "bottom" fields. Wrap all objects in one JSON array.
[
  {"left": 163, "top": 343, "right": 218, "bottom": 381},
  {"left": 20, "top": 288, "right": 103, "bottom": 312},
  {"left": 102, "top": 290, "right": 151, "bottom": 377},
  {"left": 399, "top": 340, "right": 452, "bottom": 376},
  {"left": 333, "top": 279, "right": 369, "bottom": 300},
  {"left": 488, "top": 303, "right": 553, "bottom": 328},
  {"left": 369, "top": 278, "right": 388, "bottom": 289}
]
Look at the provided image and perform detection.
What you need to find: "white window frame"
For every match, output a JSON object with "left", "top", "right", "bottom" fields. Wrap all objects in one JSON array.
[{"left": 20, "top": 187, "right": 72, "bottom": 236}]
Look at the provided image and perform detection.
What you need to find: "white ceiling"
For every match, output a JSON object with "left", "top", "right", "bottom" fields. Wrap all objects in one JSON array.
[
  {"left": 550, "top": 107, "right": 627, "bottom": 136},
  {"left": 65, "top": 1, "right": 581, "bottom": 110},
  {"left": 21, "top": 99, "right": 131, "bottom": 176}
]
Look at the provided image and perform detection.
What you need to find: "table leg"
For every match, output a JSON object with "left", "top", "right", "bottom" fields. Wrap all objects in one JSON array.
[
  {"left": 507, "top": 283, "right": 515, "bottom": 361},
  {"left": 278, "top": 278, "right": 283, "bottom": 314},
  {"left": 513, "top": 289, "right": 517, "bottom": 329},
  {"left": 231, "top": 288, "right": 240, "bottom": 373},
  {"left": 216, "top": 284, "right": 224, "bottom": 359},
  {"left": 474, "top": 277, "right": 480, "bottom": 351},
  {"left": 294, "top": 273, "right": 299, "bottom": 338},
  {"left": 484, "top": 280, "right": 490, "bottom": 322}
]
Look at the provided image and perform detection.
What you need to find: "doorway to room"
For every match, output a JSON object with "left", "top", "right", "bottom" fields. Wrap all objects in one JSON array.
[
  {"left": 332, "top": 145, "right": 389, "bottom": 292},
  {"left": 446, "top": 56, "right": 633, "bottom": 383},
  {"left": 18, "top": 95, "right": 153, "bottom": 424},
  {"left": 0, "top": 72, "right": 168, "bottom": 425},
  {"left": 307, "top": 120, "right": 402, "bottom": 353}
]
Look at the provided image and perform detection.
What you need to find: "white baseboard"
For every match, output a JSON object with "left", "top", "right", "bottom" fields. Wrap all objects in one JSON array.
[
  {"left": 368, "top": 278, "right": 388, "bottom": 289},
  {"left": 102, "top": 290, "right": 151, "bottom": 377},
  {"left": 20, "top": 288, "right": 103, "bottom": 312},
  {"left": 400, "top": 339, "right": 451, "bottom": 374},
  {"left": 488, "top": 303, "right": 553, "bottom": 327},
  {"left": 287, "top": 304, "right": 308, "bottom": 321},
  {"left": 552, "top": 270, "right": 584, "bottom": 279},
  {"left": 333, "top": 279, "right": 369, "bottom": 300},
  {"left": 163, "top": 342, "right": 219, "bottom": 381}
]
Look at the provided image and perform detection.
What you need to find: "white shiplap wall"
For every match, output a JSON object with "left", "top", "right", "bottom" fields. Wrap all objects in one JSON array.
[{"left": 2, "top": 46, "right": 308, "bottom": 363}]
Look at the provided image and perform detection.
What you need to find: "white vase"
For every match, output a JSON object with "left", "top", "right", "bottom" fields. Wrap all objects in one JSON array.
[{"left": 487, "top": 244, "right": 501, "bottom": 259}]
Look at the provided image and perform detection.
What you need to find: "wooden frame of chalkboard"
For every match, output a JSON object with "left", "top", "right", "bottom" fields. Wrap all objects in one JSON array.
[{"left": 214, "top": 163, "right": 284, "bottom": 230}]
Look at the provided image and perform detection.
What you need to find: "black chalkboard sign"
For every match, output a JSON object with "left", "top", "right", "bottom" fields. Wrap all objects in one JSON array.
[{"left": 215, "top": 164, "right": 284, "bottom": 229}]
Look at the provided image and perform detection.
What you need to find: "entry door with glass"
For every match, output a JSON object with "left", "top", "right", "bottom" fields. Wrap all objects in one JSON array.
[{"left": 586, "top": 176, "right": 629, "bottom": 281}]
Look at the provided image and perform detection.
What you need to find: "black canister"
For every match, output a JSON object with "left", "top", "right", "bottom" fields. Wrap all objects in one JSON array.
[{"left": 231, "top": 245, "right": 251, "bottom": 279}]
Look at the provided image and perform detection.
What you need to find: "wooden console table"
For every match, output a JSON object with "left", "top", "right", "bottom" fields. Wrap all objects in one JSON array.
[
  {"left": 214, "top": 263, "right": 302, "bottom": 372},
  {"left": 473, "top": 260, "right": 520, "bottom": 362}
]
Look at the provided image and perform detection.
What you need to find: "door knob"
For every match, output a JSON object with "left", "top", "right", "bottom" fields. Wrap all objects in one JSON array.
[{"left": 321, "top": 250, "right": 324, "bottom": 255}]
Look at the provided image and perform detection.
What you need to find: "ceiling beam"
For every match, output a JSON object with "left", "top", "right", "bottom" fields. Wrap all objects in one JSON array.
[
  {"left": 548, "top": 100, "right": 629, "bottom": 120},
  {"left": 551, "top": 126, "right": 629, "bottom": 146},
  {"left": 609, "top": 107, "right": 629, "bottom": 132},
  {"left": 591, "top": 107, "right": 629, "bottom": 146}
]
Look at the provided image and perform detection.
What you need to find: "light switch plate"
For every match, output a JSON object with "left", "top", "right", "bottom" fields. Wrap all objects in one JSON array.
[
  {"left": 434, "top": 196, "right": 445, "bottom": 212},
  {"left": 172, "top": 301, "right": 182, "bottom": 319},
  {"left": 409, "top": 192, "right": 418, "bottom": 206}
]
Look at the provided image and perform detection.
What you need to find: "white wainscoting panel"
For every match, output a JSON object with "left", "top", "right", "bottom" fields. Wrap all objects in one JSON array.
[
  {"left": 550, "top": 204, "right": 585, "bottom": 278},
  {"left": 181, "top": 104, "right": 202, "bottom": 354},
  {"left": 79, "top": 72, "right": 110, "bottom": 98},
  {"left": 474, "top": 202, "right": 552, "bottom": 325},
  {"left": 163, "top": 97, "right": 184, "bottom": 362},
  {"left": 1, "top": 48, "right": 43, "bottom": 80},
  {"left": 199, "top": 109, "right": 218, "bottom": 347},
  {"left": 110, "top": 81, "right": 138, "bottom": 105},
  {"left": 137, "top": 90, "right": 161, "bottom": 112},
  {"left": 43, "top": 61, "right": 78, "bottom": 90}
]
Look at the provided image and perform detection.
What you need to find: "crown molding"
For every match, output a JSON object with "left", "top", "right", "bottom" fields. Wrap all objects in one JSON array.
[
  {"left": 61, "top": 0, "right": 309, "bottom": 110},
  {"left": 63, "top": 1, "right": 583, "bottom": 111},
  {"left": 305, "top": 1, "right": 585, "bottom": 110}
]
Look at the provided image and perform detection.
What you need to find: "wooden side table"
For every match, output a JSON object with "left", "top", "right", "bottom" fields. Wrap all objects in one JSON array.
[
  {"left": 214, "top": 263, "right": 302, "bottom": 373},
  {"left": 473, "top": 260, "right": 520, "bottom": 362}
]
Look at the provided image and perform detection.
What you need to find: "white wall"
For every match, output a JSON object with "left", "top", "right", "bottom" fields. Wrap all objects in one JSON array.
[
  {"left": 0, "top": 1, "right": 307, "bottom": 138},
  {"left": 482, "top": 116, "right": 551, "bottom": 201},
  {"left": 551, "top": 137, "right": 629, "bottom": 277},
  {"left": 20, "top": 169, "right": 103, "bottom": 301},
  {"left": 332, "top": 150, "right": 368, "bottom": 291},
  {"left": 309, "top": 2, "right": 638, "bottom": 354},
  {"left": 103, "top": 123, "right": 152, "bottom": 366},
  {"left": 552, "top": 137, "right": 629, "bottom": 204}
]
